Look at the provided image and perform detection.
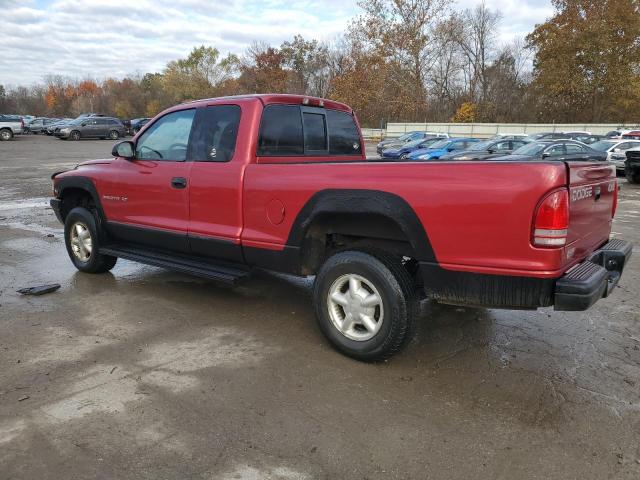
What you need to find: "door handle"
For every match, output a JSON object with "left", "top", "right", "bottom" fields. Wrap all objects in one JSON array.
[{"left": 171, "top": 177, "right": 187, "bottom": 189}]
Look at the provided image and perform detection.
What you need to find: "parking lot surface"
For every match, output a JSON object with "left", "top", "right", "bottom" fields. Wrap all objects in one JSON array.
[{"left": 1, "top": 135, "right": 639, "bottom": 479}]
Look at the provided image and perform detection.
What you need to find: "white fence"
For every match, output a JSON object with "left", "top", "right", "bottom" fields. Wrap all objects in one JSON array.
[
  {"left": 382, "top": 123, "right": 640, "bottom": 139},
  {"left": 361, "top": 128, "right": 384, "bottom": 139}
]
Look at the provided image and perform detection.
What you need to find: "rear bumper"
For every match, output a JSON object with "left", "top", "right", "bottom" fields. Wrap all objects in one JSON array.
[{"left": 554, "top": 239, "right": 632, "bottom": 311}]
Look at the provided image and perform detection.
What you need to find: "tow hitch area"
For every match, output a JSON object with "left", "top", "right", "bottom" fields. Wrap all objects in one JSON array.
[{"left": 555, "top": 239, "right": 633, "bottom": 311}]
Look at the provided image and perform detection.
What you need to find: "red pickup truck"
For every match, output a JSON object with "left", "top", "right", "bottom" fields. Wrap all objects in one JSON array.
[{"left": 50, "top": 94, "right": 632, "bottom": 361}]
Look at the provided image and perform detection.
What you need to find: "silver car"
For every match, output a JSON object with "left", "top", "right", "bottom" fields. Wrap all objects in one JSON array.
[{"left": 589, "top": 139, "right": 640, "bottom": 172}]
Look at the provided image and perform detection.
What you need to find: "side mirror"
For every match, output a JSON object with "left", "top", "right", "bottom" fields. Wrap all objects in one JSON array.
[
  {"left": 112, "top": 140, "right": 135, "bottom": 160},
  {"left": 541, "top": 152, "right": 551, "bottom": 158},
  {"left": 614, "top": 148, "right": 622, "bottom": 153},
  {"left": 80, "top": 122, "right": 87, "bottom": 127},
  {"left": 487, "top": 148, "right": 494, "bottom": 154}
]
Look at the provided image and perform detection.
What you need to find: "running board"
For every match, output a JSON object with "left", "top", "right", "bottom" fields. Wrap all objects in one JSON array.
[{"left": 100, "top": 244, "right": 250, "bottom": 285}]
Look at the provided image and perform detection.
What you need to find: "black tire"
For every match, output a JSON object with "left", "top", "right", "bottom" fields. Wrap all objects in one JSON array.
[
  {"left": 108, "top": 130, "right": 119, "bottom": 140},
  {"left": 626, "top": 167, "right": 640, "bottom": 184},
  {"left": 313, "top": 250, "right": 416, "bottom": 361},
  {"left": 0, "top": 128, "right": 13, "bottom": 141},
  {"left": 64, "top": 207, "right": 117, "bottom": 273},
  {"left": 70, "top": 130, "right": 81, "bottom": 141}
]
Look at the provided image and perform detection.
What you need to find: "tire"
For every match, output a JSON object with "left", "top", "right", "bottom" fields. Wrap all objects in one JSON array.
[
  {"left": 70, "top": 130, "right": 81, "bottom": 141},
  {"left": 313, "top": 250, "right": 416, "bottom": 361},
  {"left": 626, "top": 167, "right": 640, "bottom": 184},
  {"left": 108, "top": 130, "right": 119, "bottom": 140},
  {"left": 64, "top": 207, "right": 117, "bottom": 273},
  {"left": 0, "top": 128, "right": 13, "bottom": 141}
]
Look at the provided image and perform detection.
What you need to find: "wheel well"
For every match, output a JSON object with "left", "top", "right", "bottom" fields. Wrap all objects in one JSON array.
[
  {"left": 59, "top": 188, "right": 95, "bottom": 221},
  {"left": 299, "top": 212, "right": 417, "bottom": 275}
]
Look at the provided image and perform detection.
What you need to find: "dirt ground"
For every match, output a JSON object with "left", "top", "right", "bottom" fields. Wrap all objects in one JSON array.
[{"left": 1, "top": 135, "right": 639, "bottom": 480}]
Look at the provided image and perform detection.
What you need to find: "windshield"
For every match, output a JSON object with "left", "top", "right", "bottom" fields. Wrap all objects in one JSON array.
[
  {"left": 530, "top": 133, "right": 548, "bottom": 140},
  {"left": 396, "top": 133, "right": 413, "bottom": 141},
  {"left": 428, "top": 139, "right": 450, "bottom": 149},
  {"left": 512, "top": 141, "right": 547, "bottom": 156},
  {"left": 467, "top": 140, "right": 493, "bottom": 151},
  {"left": 403, "top": 139, "right": 425, "bottom": 148},
  {"left": 589, "top": 140, "right": 616, "bottom": 152}
]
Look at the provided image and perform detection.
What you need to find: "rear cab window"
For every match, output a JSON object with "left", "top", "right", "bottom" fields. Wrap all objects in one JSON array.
[{"left": 258, "top": 104, "right": 362, "bottom": 158}]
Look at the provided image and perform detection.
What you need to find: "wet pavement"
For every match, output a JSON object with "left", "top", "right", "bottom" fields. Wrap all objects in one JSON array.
[{"left": 1, "top": 135, "right": 639, "bottom": 479}]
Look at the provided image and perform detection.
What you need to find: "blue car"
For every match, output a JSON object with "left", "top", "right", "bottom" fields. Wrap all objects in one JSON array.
[
  {"left": 381, "top": 137, "right": 445, "bottom": 160},
  {"left": 407, "top": 138, "right": 481, "bottom": 160}
]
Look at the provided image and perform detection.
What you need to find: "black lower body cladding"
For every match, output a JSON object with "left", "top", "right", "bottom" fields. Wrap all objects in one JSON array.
[{"left": 420, "top": 239, "right": 632, "bottom": 311}]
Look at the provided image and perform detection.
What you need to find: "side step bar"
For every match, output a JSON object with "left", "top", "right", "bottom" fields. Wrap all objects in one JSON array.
[{"left": 100, "top": 244, "right": 250, "bottom": 285}]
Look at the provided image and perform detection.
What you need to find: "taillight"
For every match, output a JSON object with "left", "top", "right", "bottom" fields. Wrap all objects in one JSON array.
[
  {"left": 612, "top": 181, "right": 618, "bottom": 218},
  {"left": 533, "top": 189, "right": 569, "bottom": 247}
]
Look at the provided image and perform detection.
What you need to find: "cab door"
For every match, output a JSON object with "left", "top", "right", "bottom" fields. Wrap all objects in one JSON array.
[
  {"left": 104, "top": 108, "right": 196, "bottom": 253},
  {"left": 187, "top": 104, "right": 244, "bottom": 262}
]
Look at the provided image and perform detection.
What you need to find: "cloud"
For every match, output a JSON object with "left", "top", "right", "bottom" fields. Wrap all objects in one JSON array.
[{"left": 0, "top": 0, "right": 553, "bottom": 87}]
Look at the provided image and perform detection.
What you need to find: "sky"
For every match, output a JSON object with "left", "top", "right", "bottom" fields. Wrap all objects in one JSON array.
[{"left": 0, "top": 0, "right": 554, "bottom": 87}]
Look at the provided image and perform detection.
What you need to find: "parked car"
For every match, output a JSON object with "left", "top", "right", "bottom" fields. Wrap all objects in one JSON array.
[
  {"left": 380, "top": 137, "right": 445, "bottom": 160},
  {"left": 0, "top": 114, "right": 24, "bottom": 140},
  {"left": 622, "top": 130, "right": 640, "bottom": 140},
  {"left": 625, "top": 147, "right": 640, "bottom": 184},
  {"left": 376, "top": 131, "right": 447, "bottom": 154},
  {"left": 26, "top": 117, "right": 59, "bottom": 134},
  {"left": 490, "top": 133, "right": 530, "bottom": 140},
  {"left": 589, "top": 139, "right": 640, "bottom": 174},
  {"left": 493, "top": 140, "right": 607, "bottom": 162},
  {"left": 55, "top": 117, "right": 126, "bottom": 140},
  {"left": 130, "top": 117, "right": 151, "bottom": 135},
  {"left": 606, "top": 130, "right": 622, "bottom": 138},
  {"left": 49, "top": 94, "right": 631, "bottom": 361},
  {"left": 439, "top": 137, "right": 530, "bottom": 161},
  {"left": 46, "top": 118, "right": 73, "bottom": 135},
  {"left": 407, "top": 137, "right": 481, "bottom": 160},
  {"left": 565, "top": 134, "right": 605, "bottom": 144},
  {"left": 528, "top": 132, "right": 571, "bottom": 140}
]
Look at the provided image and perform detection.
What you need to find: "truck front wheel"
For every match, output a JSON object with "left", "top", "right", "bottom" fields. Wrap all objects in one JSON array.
[
  {"left": 64, "top": 207, "right": 117, "bottom": 273},
  {"left": 313, "top": 250, "right": 415, "bottom": 361}
]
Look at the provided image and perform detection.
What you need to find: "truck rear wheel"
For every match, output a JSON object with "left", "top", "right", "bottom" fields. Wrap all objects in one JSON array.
[
  {"left": 64, "top": 207, "right": 117, "bottom": 273},
  {"left": 313, "top": 250, "right": 415, "bottom": 361}
]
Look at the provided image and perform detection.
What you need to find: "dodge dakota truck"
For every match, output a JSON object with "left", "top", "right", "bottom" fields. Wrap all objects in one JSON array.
[{"left": 50, "top": 94, "right": 632, "bottom": 361}]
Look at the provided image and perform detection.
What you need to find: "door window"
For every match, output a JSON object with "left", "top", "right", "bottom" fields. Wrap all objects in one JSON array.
[
  {"left": 135, "top": 109, "right": 195, "bottom": 161},
  {"left": 565, "top": 143, "right": 586, "bottom": 154},
  {"left": 545, "top": 144, "right": 565, "bottom": 156},
  {"left": 493, "top": 141, "right": 510, "bottom": 150},
  {"left": 190, "top": 105, "right": 241, "bottom": 162}
]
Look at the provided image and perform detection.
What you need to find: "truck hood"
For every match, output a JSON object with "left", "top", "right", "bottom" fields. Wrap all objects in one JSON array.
[{"left": 78, "top": 158, "right": 114, "bottom": 166}]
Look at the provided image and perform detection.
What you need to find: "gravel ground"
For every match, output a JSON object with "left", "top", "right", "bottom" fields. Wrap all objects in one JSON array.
[{"left": 1, "top": 134, "right": 639, "bottom": 480}]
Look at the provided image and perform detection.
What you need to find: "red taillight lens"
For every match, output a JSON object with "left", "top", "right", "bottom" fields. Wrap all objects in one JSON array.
[
  {"left": 533, "top": 189, "right": 569, "bottom": 247},
  {"left": 612, "top": 181, "right": 618, "bottom": 218}
]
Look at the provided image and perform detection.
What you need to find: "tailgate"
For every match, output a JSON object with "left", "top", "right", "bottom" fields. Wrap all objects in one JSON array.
[{"left": 565, "top": 162, "right": 616, "bottom": 264}]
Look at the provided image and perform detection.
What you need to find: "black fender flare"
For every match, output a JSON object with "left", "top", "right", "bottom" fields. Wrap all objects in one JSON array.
[
  {"left": 286, "top": 189, "right": 436, "bottom": 263},
  {"left": 55, "top": 176, "right": 106, "bottom": 222}
]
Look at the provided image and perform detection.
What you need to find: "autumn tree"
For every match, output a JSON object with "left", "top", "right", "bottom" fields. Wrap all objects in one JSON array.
[
  {"left": 280, "top": 35, "right": 331, "bottom": 96},
  {"left": 238, "top": 42, "right": 289, "bottom": 93},
  {"left": 527, "top": 0, "right": 640, "bottom": 122},
  {"left": 352, "top": 0, "right": 451, "bottom": 121},
  {"left": 163, "top": 46, "right": 239, "bottom": 102}
]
